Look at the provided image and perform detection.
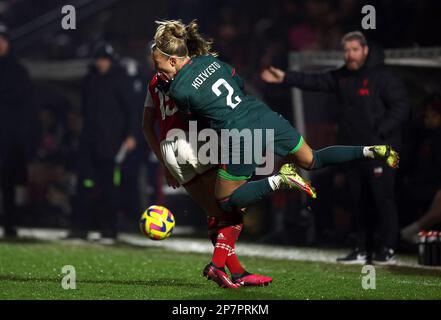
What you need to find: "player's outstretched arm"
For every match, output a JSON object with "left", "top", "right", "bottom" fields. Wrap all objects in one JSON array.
[{"left": 261, "top": 65, "right": 337, "bottom": 93}]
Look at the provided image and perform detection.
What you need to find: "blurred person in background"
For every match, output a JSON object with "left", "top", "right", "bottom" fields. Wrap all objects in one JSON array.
[
  {"left": 400, "top": 94, "right": 441, "bottom": 242},
  {"left": 401, "top": 190, "right": 441, "bottom": 243},
  {"left": 119, "top": 58, "right": 149, "bottom": 228},
  {"left": 261, "top": 31, "right": 410, "bottom": 265},
  {"left": 0, "top": 22, "right": 34, "bottom": 238},
  {"left": 64, "top": 43, "right": 138, "bottom": 244}
]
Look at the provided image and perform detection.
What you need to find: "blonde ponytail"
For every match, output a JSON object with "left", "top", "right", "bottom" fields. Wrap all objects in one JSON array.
[
  {"left": 185, "top": 19, "right": 218, "bottom": 57},
  {"left": 154, "top": 19, "right": 217, "bottom": 58}
]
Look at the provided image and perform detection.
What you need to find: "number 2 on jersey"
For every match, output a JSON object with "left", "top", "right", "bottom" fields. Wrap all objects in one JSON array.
[{"left": 212, "top": 78, "right": 242, "bottom": 109}]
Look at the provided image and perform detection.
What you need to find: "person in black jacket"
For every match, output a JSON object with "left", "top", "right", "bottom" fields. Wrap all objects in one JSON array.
[
  {"left": 66, "top": 43, "right": 138, "bottom": 244},
  {"left": 0, "top": 23, "right": 34, "bottom": 238},
  {"left": 261, "top": 31, "right": 410, "bottom": 264}
]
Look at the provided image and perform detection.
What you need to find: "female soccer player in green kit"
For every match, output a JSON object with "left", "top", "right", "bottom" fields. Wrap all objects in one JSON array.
[{"left": 149, "top": 19, "right": 399, "bottom": 288}]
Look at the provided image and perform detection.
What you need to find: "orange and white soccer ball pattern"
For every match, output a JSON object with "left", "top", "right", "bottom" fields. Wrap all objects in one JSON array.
[{"left": 139, "top": 205, "right": 175, "bottom": 240}]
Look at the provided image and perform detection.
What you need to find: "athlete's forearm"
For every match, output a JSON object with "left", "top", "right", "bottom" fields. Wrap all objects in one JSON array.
[
  {"left": 142, "top": 109, "right": 165, "bottom": 165},
  {"left": 144, "top": 130, "right": 166, "bottom": 166}
]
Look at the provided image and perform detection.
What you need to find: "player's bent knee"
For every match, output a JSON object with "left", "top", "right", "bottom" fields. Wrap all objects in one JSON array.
[
  {"left": 307, "top": 150, "right": 322, "bottom": 170},
  {"left": 217, "top": 197, "right": 234, "bottom": 213},
  {"left": 297, "top": 149, "right": 318, "bottom": 170},
  {"left": 290, "top": 137, "right": 315, "bottom": 170},
  {"left": 215, "top": 203, "right": 244, "bottom": 227},
  {"left": 301, "top": 150, "right": 316, "bottom": 170},
  {"left": 217, "top": 188, "right": 249, "bottom": 214}
]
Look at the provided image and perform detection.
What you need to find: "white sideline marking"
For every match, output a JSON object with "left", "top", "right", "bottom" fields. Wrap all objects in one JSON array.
[
  {"left": 0, "top": 226, "right": 195, "bottom": 240},
  {"left": 395, "top": 280, "right": 441, "bottom": 288},
  {"left": 119, "top": 234, "right": 424, "bottom": 268},
  {"left": 1, "top": 227, "right": 440, "bottom": 270}
]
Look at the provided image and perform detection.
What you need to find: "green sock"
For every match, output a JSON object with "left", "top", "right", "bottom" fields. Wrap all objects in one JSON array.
[
  {"left": 220, "top": 179, "right": 273, "bottom": 212},
  {"left": 310, "top": 146, "right": 364, "bottom": 169}
]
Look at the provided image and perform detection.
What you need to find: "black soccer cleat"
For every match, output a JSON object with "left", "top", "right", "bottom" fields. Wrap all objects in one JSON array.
[
  {"left": 372, "top": 247, "right": 396, "bottom": 266},
  {"left": 337, "top": 248, "right": 368, "bottom": 265}
]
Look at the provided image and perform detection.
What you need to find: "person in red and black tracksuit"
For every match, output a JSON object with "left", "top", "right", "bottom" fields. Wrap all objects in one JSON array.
[{"left": 261, "top": 31, "right": 410, "bottom": 265}]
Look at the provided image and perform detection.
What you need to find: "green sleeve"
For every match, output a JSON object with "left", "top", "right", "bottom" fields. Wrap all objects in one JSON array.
[
  {"left": 221, "top": 61, "right": 244, "bottom": 90},
  {"left": 171, "top": 90, "right": 191, "bottom": 114}
]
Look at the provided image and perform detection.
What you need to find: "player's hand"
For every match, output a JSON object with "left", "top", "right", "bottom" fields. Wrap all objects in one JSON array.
[
  {"left": 261, "top": 66, "right": 285, "bottom": 84},
  {"left": 162, "top": 165, "right": 180, "bottom": 189},
  {"left": 123, "top": 135, "right": 137, "bottom": 152}
]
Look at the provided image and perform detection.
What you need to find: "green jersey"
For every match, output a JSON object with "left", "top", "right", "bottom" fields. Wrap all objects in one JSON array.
[{"left": 169, "top": 55, "right": 271, "bottom": 131}]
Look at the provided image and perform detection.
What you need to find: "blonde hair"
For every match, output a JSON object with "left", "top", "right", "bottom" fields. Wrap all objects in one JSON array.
[{"left": 154, "top": 19, "right": 218, "bottom": 58}]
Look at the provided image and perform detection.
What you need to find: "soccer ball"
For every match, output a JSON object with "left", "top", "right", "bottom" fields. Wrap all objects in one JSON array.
[{"left": 139, "top": 205, "right": 175, "bottom": 240}]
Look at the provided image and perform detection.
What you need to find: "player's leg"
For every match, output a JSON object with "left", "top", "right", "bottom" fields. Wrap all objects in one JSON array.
[
  {"left": 212, "top": 109, "right": 382, "bottom": 209},
  {"left": 211, "top": 162, "right": 311, "bottom": 279},
  {"left": 183, "top": 169, "right": 247, "bottom": 285},
  {"left": 177, "top": 175, "right": 240, "bottom": 288},
  {"left": 289, "top": 137, "right": 399, "bottom": 171},
  {"left": 214, "top": 109, "right": 399, "bottom": 210},
  {"left": 184, "top": 171, "right": 245, "bottom": 278},
  {"left": 198, "top": 169, "right": 272, "bottom": 286},
  {"left": 215, "top": 163, "right": 316, "bottom": 211},
  {"left": 205, "top": 215, "right": 272, "bottom": 287},
  {"left": 260, "top": 110, "right": 398, "bottom": 170},
  {"left": 215, "top": 172, "right": 269, "bottom": 211},
  {"left": 162, "top": 138, "right": 249, "bottom": 287},
  {"left": 183, "top": 169, "right": 221, "bottom": 218},
  {"left": 213, "top": 112, "right": 317, "bottom": 212},
  {"left": 289, "top": 138, "right": 363, "bottom": 169}
]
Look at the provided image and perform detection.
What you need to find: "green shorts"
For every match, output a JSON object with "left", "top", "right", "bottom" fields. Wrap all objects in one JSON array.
[{"left": 218, "top": 111, "right": 303, "bottom": 181}]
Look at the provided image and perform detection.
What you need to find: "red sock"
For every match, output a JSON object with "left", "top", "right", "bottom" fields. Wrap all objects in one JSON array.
[
  {"left": 208, "top": 216, "right": 245, "bottom": 274},
  {"left": 225, "top": 224, "right": 245, "bottom": 275},
  {"left": 212, "top": 224, "right": 235, "bottom": 268}
]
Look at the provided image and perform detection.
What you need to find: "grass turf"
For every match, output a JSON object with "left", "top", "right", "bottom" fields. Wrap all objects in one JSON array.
[{"left": 0, "top": 240, "right": 441, "bottom": 300}]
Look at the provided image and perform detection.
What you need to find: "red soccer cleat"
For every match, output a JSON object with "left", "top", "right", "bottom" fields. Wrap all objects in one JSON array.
[
  {"left": 232, "top": 272, "right": 273, "bottom": 287},
  {"left": 203, "top": 263, "right": 241, "bottom": 289}
]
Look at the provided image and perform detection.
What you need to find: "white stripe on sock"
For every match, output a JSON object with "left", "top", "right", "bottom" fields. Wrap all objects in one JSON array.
[
  {"left": 268, "top": 175, "right": 282, "bottom": 190},
  {"left": 363, "top": 146, "right": 375, "bottom": 158}
]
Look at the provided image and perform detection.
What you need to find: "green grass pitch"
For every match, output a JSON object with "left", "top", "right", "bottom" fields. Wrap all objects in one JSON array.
[{"left": 0, "top": 240, "right": 440, "bottom": 300}]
